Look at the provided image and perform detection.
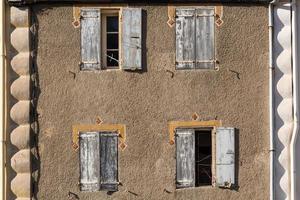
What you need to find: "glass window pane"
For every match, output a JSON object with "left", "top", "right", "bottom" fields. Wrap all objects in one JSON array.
[
  {"left": 107, "top": 34, "right": 118, "bottom": 50},
  {"left": 107, "top": 16, "right": 119, "bottom": 32},
  {"left": 106, "top": 51, "right": 119, "bottom": 67}
]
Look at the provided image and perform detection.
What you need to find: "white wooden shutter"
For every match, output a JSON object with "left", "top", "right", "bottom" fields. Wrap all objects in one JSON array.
[
  {"left": 176, "top": 129, "right": 195, "bottom": 188},
  {"left": 79, "top": 132, "right": 100, "bottom": 191},
  {"left": 121, "top": 8, "right": 142, "bottom": 70},
  {"left": 80, "top": 8, "right": 101, "bottom": 70},
  {"left": 195, "top": 8, "right": 215, "bottom": 69},
  {"left": 100, "top": 132, "right": 118, "bottom": 191},
  {"left": 176, "top": 9, "right": 196, "bottom": 69},
  {"left": 216, "top": 127, "right": 235, "bottom": 188}
]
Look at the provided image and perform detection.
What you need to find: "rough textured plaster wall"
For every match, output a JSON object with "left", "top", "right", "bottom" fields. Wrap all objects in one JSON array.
[{"left": 32, "top": 4, "right": 269, "bottom": 200}]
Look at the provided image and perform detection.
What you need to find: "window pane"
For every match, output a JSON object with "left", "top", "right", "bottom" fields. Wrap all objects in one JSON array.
[
  {"left": 107, "top": 16, "right": 119, "bottom": 32},
  {"left": 106, "top": 51, "right": 119, "bottom": 67},
  {"left": 195, "top": 130, "right": 212, "bottom": 186},
  {"left": 107, "top": 34, "right": 118, "bottom": 50}
]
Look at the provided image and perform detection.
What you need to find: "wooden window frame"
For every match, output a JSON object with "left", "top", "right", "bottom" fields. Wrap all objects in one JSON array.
[
  {"left": 175, "top": 127, "right": 216, "bottom": 188},
  {"left": 101, "top": 9, "right": 121, "bottom": 70}
]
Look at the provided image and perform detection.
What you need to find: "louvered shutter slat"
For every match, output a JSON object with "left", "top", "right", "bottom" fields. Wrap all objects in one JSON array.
[
  {"left": 100, "top": 132, "right": 118, "bottom": 191},
  {"left": 121, "top": 8, "right": 142, "bottom": 70},
  {"left": 176, "top": 9, "right": 196, "bottom": 69},
  {"left": 195, "top": 8, "right": 215, "bottom": 69},
  {"left": 216, "top": 127, "right": 235, "bottom": 188},
  {"left": 176, "top": 129, "right": 195, "bottom": 188},
  {"left": 80, "top": 8, "right": 101, "bottom": 70},
  {"left": 79, "top": 132, "right": 101, "bottom": 191}
]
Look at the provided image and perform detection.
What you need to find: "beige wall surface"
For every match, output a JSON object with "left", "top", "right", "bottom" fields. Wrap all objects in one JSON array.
[{"left": 32, "top": 4, "right": 269, "bottom": 200}]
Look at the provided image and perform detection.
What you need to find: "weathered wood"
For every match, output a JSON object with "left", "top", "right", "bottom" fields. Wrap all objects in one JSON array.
[
  {"left": 176, "top": 129, "right": 195, "bottom": 188},
  {"left": 176, "top": 9, "right": 196, "bottom": 69},
  {"left": 195, "top": 8, "right": 215, "bottom": 69},
  {"left": 80, "top": 8, "right": 101, "bottom": 70},
  {"left": 100, "top": 132, "right": 118, "bottom": 191},
  {"left": 79, "top": 132, "right": 101, "bottom": 191},
  {"left": 121, "top": 8, "right": 142, "bottom": 70},
  {"left": 216, "top": 127, "right": 235, "bottom": 188}
]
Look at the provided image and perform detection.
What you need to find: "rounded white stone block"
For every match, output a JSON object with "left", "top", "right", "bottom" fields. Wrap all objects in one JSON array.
[
  {"left": 277, "top": 98, "right": 293, "bottom": 122},
  {"left": 11, "top": 52, "right": 31, "bottom": 76},
  {"left": 277, "top": 26, "right": 291, "bottom": 44},
  {"left": 279, "top": 171, "right": 289, "bottom": 190},
  {"left": 276, "top": 5, "right": 292, "bottom": 25},
  {"left": 276, "top": 50, "right": 292, "bottom": 73},
  {"left": 11, "top": 76, "right": 31, "bottom": 101},
  {"left": 11, "top": 125, "right": 31, "bottom": 149},
  {"left": 11, "top": 28, "right": 30, "bottom": 52},
  {"left": 276, "top": 75, "right": 292, "bottom": 98},
  {"left": 11, "top": 173, "right": 31, "bottom": 198},
  {"left": 10, "top": 101, "right": 31, "bottom": 125},
  {"left": 10, "top": 7, "right": 29, "bottom": 27},
  {"left": 11, "top": 149, "right": 31, "bottom": 173}
]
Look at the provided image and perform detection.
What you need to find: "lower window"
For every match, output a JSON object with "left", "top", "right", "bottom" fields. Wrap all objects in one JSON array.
[
  {"left": 79, "top": 131, "right": 118, "bottom": 192},
  {"left": 176, "top": 127, "right": 235, "bottom": 189}
]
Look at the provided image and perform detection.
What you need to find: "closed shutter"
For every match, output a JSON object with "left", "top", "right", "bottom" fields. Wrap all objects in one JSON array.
[
  {"left": 79, "top": 132, "right": 101, "bottom": 191},
  {"left": 80, "top": 8, "right": 101, "bottom": 70},
  {"left": 121, "top": 8, "right": 142, "bottom": 70},
  {"left": 176, "top": 129, "right": 195, "bottom": 188},
  {"left": 216, "top": 127, "right": 235, "bottom": 188},
  {"left": 100, "top": 132, "right": 118, "bottom": 191},
  {"left": 176, "top": 9, "right": 196, "bottom": 69},
  {"left": 195, "top": 8, "right": 215, "bottom": 69}
]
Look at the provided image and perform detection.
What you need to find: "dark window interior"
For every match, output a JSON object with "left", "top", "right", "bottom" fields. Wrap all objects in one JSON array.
[
  {"left": 195, "top": 130, "right": 212, "bottom": 186},
  {"left": 106, "top": 16, "right": 119, "bottom": 68}
]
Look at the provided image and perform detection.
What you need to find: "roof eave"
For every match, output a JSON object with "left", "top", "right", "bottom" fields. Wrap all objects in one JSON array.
[{"left": 7, "top": 0, "right": 272, "bottom": 6}]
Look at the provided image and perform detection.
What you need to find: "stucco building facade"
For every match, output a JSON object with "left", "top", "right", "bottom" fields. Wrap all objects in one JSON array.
[{"left": 1, "top": 1, "right": 299, "bottom": 200}]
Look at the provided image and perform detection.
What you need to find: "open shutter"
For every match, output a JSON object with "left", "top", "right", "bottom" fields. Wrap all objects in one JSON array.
[
  {"left": 195, "top": 8, "right": 215, "bottom": 69},
  {"left": 176, "top": 129, "right": 195, "bottom": 188},
  {"left": 100, "top": 132, "right": 118, "bottom": 191},
  {"left": 121, "top": 8, "right": 142, "bottom": 70},
  {"left": 79, "top": 132, "right": 100, "bottom": 191},
  {"left": 216, "top": 127, "right": 235, "bottom": 188},
  {"left": 80, "top": 8, "right": 101, "bottom": 70},
  {"left": 176, "top": 9, "right": 196, "bottom": 69}
]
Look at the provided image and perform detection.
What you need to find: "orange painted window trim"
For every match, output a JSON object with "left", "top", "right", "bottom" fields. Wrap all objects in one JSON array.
[
  {"left": 72, "top": 124, "right": 126, "bottom": 151},
  {"left": 168, "top": 120, "right": 222, "bottom": 145}
]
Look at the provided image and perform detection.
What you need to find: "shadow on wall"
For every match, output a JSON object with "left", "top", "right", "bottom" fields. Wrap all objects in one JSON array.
[
  {"left": 234, "top": 128, "right": 240, "bottom": 191},
  {"left": 30, "top": 6, "right": 50, "bottom": 200}
]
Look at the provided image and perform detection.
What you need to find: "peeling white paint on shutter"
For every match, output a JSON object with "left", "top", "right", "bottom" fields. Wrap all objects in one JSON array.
[
  {"left": 80, "top": 8, "right": 101, "bottom": 70},
  {"left": 100, "top": 132, "right": 118, "bottom": 191},
  {"left": 195, "top": 8, "right": 215, "bottom": 69},
  {"left": 121, "top": 8, "right": 142, "bottom": 70},
  {"left": 176, "top": 129, "right": 195, "bottom": 188},
  {"left": 216, "top": 127, "right": 235, "bottom": 188},
  {"left": 79, "top": 132, "right": 100, "bottom": 191},
  {"left": 176, "top": 9, "right": 196, "bottom": 69}
]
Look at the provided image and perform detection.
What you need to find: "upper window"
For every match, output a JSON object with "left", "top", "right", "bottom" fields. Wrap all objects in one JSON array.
[
  {"left": 176, "top": 127, "right": 235, "bottom": 189},
  {"left": 175, "top": 8, "right": 215, "bottom": 70},
  {"left": 79, "top": 131, "right": 118, "bottom": 192},
  {"left": 102, "top": 12, "right": 119, "bottom": 69},
  {"left": 80, "top": 8, "right": 143, "bottom": 71}
]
